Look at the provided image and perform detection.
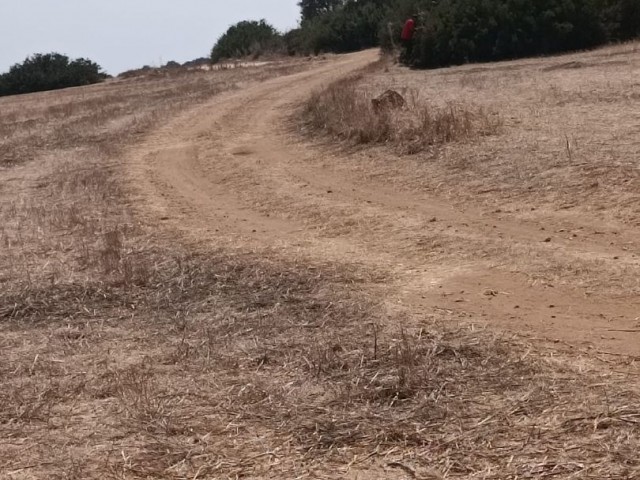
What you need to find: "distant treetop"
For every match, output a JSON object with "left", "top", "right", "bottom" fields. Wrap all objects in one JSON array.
[
  {"left": 298, "top": 0, "right": 344, "bottom": 22},
  {"left": 211, "top": 20, "right": 283, "bottom": 63},
  {"left": 0, "top": 53, "right": 107, "bottom": 97}
]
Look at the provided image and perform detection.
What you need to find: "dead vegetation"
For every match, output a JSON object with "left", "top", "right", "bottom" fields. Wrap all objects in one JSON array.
[
  {"left": 3, "top": 242, "right": 640, "bottom": 478},
  {"left": 0, "top": 60, "right": 309, "bottom": 167},
  {"left": 1, "top": 51, "right": 640, "bottom": 479},
  {"left": 339, "top": 44, "right": 640, "bottom": 225},
  {"left": 302, "top": 69, "right": 501, "bottom": 154}
]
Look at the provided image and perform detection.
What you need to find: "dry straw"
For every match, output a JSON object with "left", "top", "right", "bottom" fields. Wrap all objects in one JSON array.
[
  {"left": 1, "top": 52, "right": 639, "bottom": 479},
  {"left": 303, "top": 67, "right": 501, "bottom": 154}
]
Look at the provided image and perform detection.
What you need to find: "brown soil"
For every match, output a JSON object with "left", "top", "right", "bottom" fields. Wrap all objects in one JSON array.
[
  {"left": 1, "top": 47, "right": 640, "bottom": 479},
  {"left": 128, "top": 48, "right": 640, "bottom": 356}
]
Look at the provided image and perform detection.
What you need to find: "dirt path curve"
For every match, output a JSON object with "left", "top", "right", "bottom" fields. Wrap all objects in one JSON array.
[{"left": 126, "top": 50, "right": 640, "bottom": 356}]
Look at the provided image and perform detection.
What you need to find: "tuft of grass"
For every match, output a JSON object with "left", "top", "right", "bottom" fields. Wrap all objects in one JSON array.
[{"left": 303, "top": 72, "right": 501, "bottom": 154}]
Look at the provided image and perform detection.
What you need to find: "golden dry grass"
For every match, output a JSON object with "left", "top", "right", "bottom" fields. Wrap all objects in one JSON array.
[
  {"left": 302, "top": 61, "right": 501, "bottom": 154},
  {"left": 347, "top": 44, "right": 640, "bottom": 225},
  {"left": 1, "top": 50, "right": 640, "bottom": 479},
  {"left": 293, "top": 44, "right": 640, "bottom": 302}
]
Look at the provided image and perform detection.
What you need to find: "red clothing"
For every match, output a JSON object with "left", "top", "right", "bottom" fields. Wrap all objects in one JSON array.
[{"left": 401, "top": 19, "right": 416, "bottom": 41}]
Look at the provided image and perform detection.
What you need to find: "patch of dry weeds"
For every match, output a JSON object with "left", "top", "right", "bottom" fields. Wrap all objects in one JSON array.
[{"left": 302, "top": 66, "right": 501, "bottom": 154}]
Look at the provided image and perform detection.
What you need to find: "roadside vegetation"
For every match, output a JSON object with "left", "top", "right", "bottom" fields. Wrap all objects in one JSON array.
[
  {"left": 386, "top": 0, "right": 640, "bottom": 68},
  {"left": 212, "top": 0, "right": 640, "bottom": 67}
]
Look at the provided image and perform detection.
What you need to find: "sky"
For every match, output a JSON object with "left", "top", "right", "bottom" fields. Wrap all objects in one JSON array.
[{"left": 0, "top": 1, "right": 301, "bottom": 75}]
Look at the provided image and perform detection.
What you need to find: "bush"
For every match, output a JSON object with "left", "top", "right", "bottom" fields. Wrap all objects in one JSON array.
[
  {"left": 602, "top": 0, "right": 640, "bottom": 40},
  {"left": 298, "top": 0, "right": 344, "bottom": 22},
  {"left": 283, "top": 28, "right": 307, "bottom": 56},
  {"left": 211, "top": 20, "right": 283, "bottom": 63},
  {"left": 384, "top": 0, "right": 640, "bottom": 68},
  {"left": 296, "top": 0, "right": 389, "bottom": 54},
  {"left": 0, "top": 53, "right": 107, "bottom": 97},
  {"left": 288, "top": 0, "right": 640, "bottom": 67}
]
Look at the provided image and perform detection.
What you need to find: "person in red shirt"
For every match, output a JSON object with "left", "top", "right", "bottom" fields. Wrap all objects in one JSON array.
[{"left": 400, "top": 17, "right": 416, "bottom": 60}]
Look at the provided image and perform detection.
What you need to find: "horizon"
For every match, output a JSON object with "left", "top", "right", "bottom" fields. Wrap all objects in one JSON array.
[{"left": 0, "top": 1, "right": 300, "bottom": 75}]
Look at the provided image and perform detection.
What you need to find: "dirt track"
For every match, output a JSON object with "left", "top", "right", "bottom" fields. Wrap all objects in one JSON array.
[{"left": 127, "top": 50, "right": 640, "bottom": 356}]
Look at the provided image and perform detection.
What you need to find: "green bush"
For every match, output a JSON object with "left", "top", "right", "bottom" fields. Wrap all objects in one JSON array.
[
  {"left": 288, "top": 0, "right": 640, "bottom": 67},
  {"left": 298, "top": 0, "right": 344, "bottom": 22},
  {"left": 283, "top": 28, "right": 307, "bottom": 55},
  {"left": 211, "top": 20, "right": 283, "bottom": 63},
  {"left": 0, "top": 53, "right": 106, "bottom": 97},
  {"left": 602, "top": 0, "right": 640, "bottom": 39},
  {"left": 384, "top": 0, "right": 640, "bottom": 68},
  {"left": 296, "top": 0, "right": 388, "bottom": 54}
]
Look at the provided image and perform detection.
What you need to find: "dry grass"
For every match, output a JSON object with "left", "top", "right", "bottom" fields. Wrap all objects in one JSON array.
[
  {"left": 303, "top": 69, "right": 501, "bottom": 154},
  {"left": 2, "top": 52, "right": 640, "bottom": 479},
  {"left": 331, "top": 43, "right": 640, "bottom": 225},
  {"left": 2, "top": 248, "right": 640, "bottom": 478},
  {"left": 0, "top": 60, "right": 308, "bottom": 167},
  {"left": 287, "top": 44, "right": 640, "bottom": 300}
]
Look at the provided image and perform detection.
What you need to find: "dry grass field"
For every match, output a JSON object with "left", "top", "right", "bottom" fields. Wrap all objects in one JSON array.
[{"left": 1, "top": 47, "right": 639, "bottom": 479}]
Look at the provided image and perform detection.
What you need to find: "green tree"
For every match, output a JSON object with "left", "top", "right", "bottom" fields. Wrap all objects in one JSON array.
[
  {"left": 211, "top": 20, "right": 283, "bottom": 63},
  {"left": 0, "top": 53, "right": 106, "bottom": 97},
  {"left": 298, "top": 0, "right": 344, "bottom": 22},
  {"left": 296, "top": 0, "right": 390, "bottom": 54},
  {"left": 288, "top": 0, "right": 640, "bottom": 66},
  {"left": 602, "top": 0, "right": 640, "bottom": 39},
  {"left": 385, "top": 0, "right": 612, "bottom": 68}
]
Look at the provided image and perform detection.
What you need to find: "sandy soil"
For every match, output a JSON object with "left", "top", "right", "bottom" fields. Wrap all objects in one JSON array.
[{"left": 127, "top": 48, "right": 640, "bottom": 356}]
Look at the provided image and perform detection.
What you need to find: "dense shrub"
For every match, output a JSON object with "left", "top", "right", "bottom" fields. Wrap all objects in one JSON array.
[
  {"left": 0, "top": 53, "right": 106, "bottom": 97},
  {"left": 290, "top": 0, "right": 640, "bottom": 67},
  {"left": 282, "top": 28, "right": 308, "bottom": 55},
  {"left": 298, "top": 0, "right": 344, "bottom": 22},
  {"left": 387, "top": 0, "right": 629, "bottom": 68},
  {"left": 207, "top": 1, "right": 639, "bottom": 65},
  {"left": 211, "top": 20, "right": 283, "bottom": 63},
  {"left": 602, "top": 0, "right": 640, "bottom": 40},
  {"left": 295, "top": 0, "right": 388, "bottom": 54},
  {"left": 387, "top": 0, "right": 640, "bottom": 67}
]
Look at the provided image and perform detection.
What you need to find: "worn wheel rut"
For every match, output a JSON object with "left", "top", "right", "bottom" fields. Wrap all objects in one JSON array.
[{"left": 126, "top": 50, "right": 640, "bottom": 356}]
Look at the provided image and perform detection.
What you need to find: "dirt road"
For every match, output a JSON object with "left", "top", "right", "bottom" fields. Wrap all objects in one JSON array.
[{"left": 127, "top": 50, "right": 640, "bottom": 356}]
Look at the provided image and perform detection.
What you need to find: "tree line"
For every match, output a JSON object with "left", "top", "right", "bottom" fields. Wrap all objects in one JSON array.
[
  {"left": 387, "top": 0, "right": 640, "bottom": 67},
  {"left": 211, "top": 0, "right": 640, "bottom": 68},
  {"left": 0, "top": 53, "right": 106, "bottom": 97}
]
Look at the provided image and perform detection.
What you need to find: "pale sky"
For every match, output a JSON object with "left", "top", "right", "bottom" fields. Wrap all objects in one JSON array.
[{"left": 0, "top": 1, "right": 301, "bottom": 75}]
